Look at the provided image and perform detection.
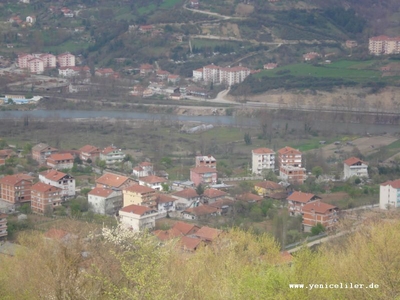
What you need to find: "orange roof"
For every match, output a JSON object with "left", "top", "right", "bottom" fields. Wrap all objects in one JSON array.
[
  {"left": 203, "top": 188, "right": 227, "bottom": 199},
  {"left": 140, "top": 63, "right": 153, "bottom": 69},
  {"left": 278, "top": 146, "right": 301, "bottom": 155},
  {"left": 88, "top": 187, "right": 115, "bottom": 198},
  {"left": 172, "top": 221, "right": 200, "bottom": 235},
  {"left": 302, "top": 200, "right": 337, "bottom": 214},
  {"left": 96, "top": 173, "right": 130, "bottom": 188},
  {"left": 156, "top": 194, "right": 176, "bottom": 204},
  {"left": 79, "top": 145, "right": 99, "bottom": 154},
  {"left": 140, "top": 175, "right": 167, "bottom": 184},
  {"left": 120, "top": 204, "right": 155, "bottom": 216},
  {"left": 0, "top": 149, "right": 15, "bottom": 158},
  {"left": 179, "top": 236, "right": 202, "bottom": 251},
  {"left": 344, "top": 157, "right": 367, "bottom": 166},
  {"left": 123, "top": 184, "right": 155, "bottom": 194},
  {"left": 173, "top": 188, "right": 199, "bottom": 199},
  {"left": 194, "top": 226, "right": 221, "bottom": 241},
  {"left": 101, "top": 146, "right": 120, "bottom": 155},
  {"left": 0, "top": 174, "right": 33, "bottom": 186},
  {"left": 139, "top": 162, "right": 153, "bottom": 167},
  {"left": 255, "top": 180, "right": 282, "bottom": 190},
  {"left": 44, "top": 229, "right": 68, "bottom": 240},
  {"left": 252, "top": 148, "right": 274, "bottom": 154},
  {"left": 32, "top": 182, "right": 61, "bottom": 193},
  {"left": 287, "top": 191, "right": 317, "bottom": 203},
  {"left": 190, "top": 166, "right": 217, "bottom": 174},
  {"left": 40, "top": 169, "right": 68, "bottom": 181},
  {"left": 381, "top": 179, "right": 400, "bottom": 189},
  {"left": 47, "top": 153, "right": 74, "bottom": 161},
  {"left": 209, "top": 198, "right": 234, "bottom": 209},
  {"left": 236, "top": 193, "right": 263, "bottom": 202},
  {"left": 183, "top": 205, "right": 218, "bottom": 216},
  {"left": 153, "top": 228, "right": 182, "bottom": 241}
]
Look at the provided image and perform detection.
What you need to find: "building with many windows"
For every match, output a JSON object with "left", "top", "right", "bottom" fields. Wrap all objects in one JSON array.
[
  {"left": 39, "top": 169, "right": 75, "bottom": 199},
  {"left": 369, "top": 35, "right": 400, "bottom": 55},
  {"left": 278, "top": 146, "right": 306, "bottom": 184},
  {"left": 380, "top": 179, "right": 400, "bottom": 210},
  {"left": 100, "top": 145, "right": 125, "bottom": 165},
  {"left": 190, "top": 166, "right": 218, "bottom": 186},
  {"left": 252, "top": 148, "right": 275, "bottom": 175},
  {"left": 0, "top": 174, "right": 34, "bottom": 205},
  {"left": 193, "top": 64, "right": 251, "bottom": 86},
  {"left": 119, "top": 204, "right": 158, "bottom": 231},
  {"left": 343, "top": 157, "right": 368, "bottom": 179},
  {"left": 31, "top": 182, "right": 62, "bottom": 214}
]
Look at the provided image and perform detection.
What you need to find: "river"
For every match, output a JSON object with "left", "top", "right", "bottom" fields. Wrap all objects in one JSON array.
[{"left": 0, "top": 109, "right": 399, "bottom": 135}]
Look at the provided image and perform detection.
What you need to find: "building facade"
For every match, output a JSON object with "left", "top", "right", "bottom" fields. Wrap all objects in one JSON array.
[
  {"left": 278, "top": 146, "right": 306, "bottom": 184},
  {"left": 88, "top": 187, "right": 122, "bottom": 215},
  {"left": 369, "top": 35, "right": 400, "bottom": 55},
  {"left": 380, "top": 179, "right": 400, "bottom": 210},
  {"left": 252, "top": 148, "right": 275, "bottom": 175},
  {"left": 119, "top": 204, "right": 158, "bottom": 231},
  {"left": 38, "top": 169, "right": 75, "bottom": 199},
  {"left": 301, "top": 201, "right": 338, "bottom": 232},
  {"left": 122, "top": 185, "right": 156, "bottom": 207},
  {"left": 32, "top": 143, "right": 58, "bottom": 164},
  {"left": 190, "top": 166, "right": 218, "bottom": 186},
  {"left": 79, "top": 145, "right": 100, "bottom": 162},
  {"left": 31, "top": 182, "right": 62, "bottom": 214},
  {"left": 195, "top": 155, "right": 216, "bottom": 168},
  {"left": 100, "top": 145, "right": 125, "bottom": 165},
  {"left": 343, "top": 157, "right": 368, "bottom": 179},
  {"left": 57, "top": 52, "right": 75, "bottom": 67},
  {"left": 0, "top": 174, "right": 34, "bottom": 205},
  {"left": 46, "top": 153, "right": 74, "bottom": 170}
]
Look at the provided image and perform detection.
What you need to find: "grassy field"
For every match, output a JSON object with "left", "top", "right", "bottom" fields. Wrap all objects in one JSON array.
[
  {"left": 257, "top": 60, "right": 381, "bottom": 82},
  {"left": 160, "top": 0, "right": 183, "bottom": 9}
]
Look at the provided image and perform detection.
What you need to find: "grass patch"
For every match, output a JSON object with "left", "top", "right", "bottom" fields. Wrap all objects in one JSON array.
[
  {"left": 138, "top": 4, "right": 157, "bottom": 15},
  {"left": 160, "top": 0, "right": 183, "bottom": 9}
]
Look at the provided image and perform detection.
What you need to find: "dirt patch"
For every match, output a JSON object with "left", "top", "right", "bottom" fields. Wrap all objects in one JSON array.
[
  {"left": 320, "top": 135, "right": 398, "bottom": 159},
  {"left": 320, "top": 192, "right": 349, "bottom": 204},
  {"left": 221, "top": 23, "right": 241, "bottom": 38},
  {"left": 235, "top": 3, "right": 254, "bottom": 16}
]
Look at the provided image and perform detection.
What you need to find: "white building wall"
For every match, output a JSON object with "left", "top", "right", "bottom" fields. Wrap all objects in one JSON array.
[
  {"left": 119, "top": 211, "right": 157, "bottom": 231},
  {"left": 252, "top": 152, "right": 275, "bottom": 175},
  {"left": 379, "top": 184, "right": 400, "bottom": 210}
]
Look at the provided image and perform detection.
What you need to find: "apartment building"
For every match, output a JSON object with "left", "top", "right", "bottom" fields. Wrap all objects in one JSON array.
[
  {"left": 31, "top": 182, "right": 62, "bottom": 214},
  {"left": 88, "top": 187, "right": 122, "bottom": 215},
  {"left": 190, "top": 166, "right": 218, "bottom": 186},
  {"left": 32, "top": 143, "right": 58, "bottom": 164},
  {"left": 302, "top": 200, "right": 338, "bottom": 232},
  {"left": 343, "top": 157, "right": 368, "bottom": 179},
  {"left": 79, "top": 145, "right": 100, "bottom": 162},
  {"left": 252, "top": 148, "right": 275, "bottom": 175},
  {"left": 278, "top": 146, "right": 307, "bottom": 184},
  {"left": 194, "top": 64, "right": 251, "bottom": 86},
  {"left": 27, "top": 58, "right": 44, "bottom": 74},
  {"left": 119, "top": 204, "right": 158, "bottom": 231},
  {"left": 46, "top": 153, "right": 74, "bottom": 170},
  {"left": 0, "top": 174, "right": 34, "bottom": 205},
  {"left": 122, "top": 185, "right": 156, "bottom": 207},
  {"left": 57, "top": 52, "right": 75, "bottom": 67},
  {"left": 369, "top": 35, "right": 400, "bottom": 55},
  {"left": 100, "top": 145, "right": 125, "bottom": 165},
  {"left": 380, "top": 179, "right": 400, "bottom": 210},
  {"left": 38, "top": 169, "right": 75, "bottom": 199},
  {"left": 195, "top": 155, "right": 216, "bottom": 169}
]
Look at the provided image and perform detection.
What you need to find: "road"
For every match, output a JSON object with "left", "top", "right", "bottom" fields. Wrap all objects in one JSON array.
[{"left": 183, "top": 4, "right": 244, "bottom": 20}]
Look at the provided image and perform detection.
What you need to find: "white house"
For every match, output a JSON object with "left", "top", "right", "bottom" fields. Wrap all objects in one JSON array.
[
  {"left": 139, "top": 175, "right": 167, "bottom": 191},
  {"left": 26, "top": 15, "right": 36, "bottom": 24},
  {"left": 100, "top": 145, "right": 125, "bottom": 165},
  {"left": 252, "top": 148, "right": 275, "bottom": 175},
  {"left": 172, "top": 188, "right": 201, "bottom": 210},
  {"left": 88, "top": 187, "right": 122, "bottom": 215},
  {"left": 155, "top": 194, "right": 176, "bottom": 218},
  {"left": 119, "top": 204, "right": 158, "bottom": 231},
  {"left": 379, "top": 179, "right": 400, "bottom": 210},
  {"left": 132, "top": 162, "right": 153, "bottom": 178},
  {"left": 38, "top": 169, "right": 75, "bottom": 199},
  {"left": 192, "top": 68, "right": 203, "bottom": 81},
  {"left": 343, "top": 157, "right": 368, "bottom": 179}
]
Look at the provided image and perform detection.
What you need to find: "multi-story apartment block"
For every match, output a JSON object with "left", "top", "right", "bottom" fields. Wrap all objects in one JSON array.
[
  {"left": 79, "top": 145, "right": 100, "bottom": 162},
  {"left": 190, "top": 166, "right": 218, "bottom": 186},
  {"left": 0, "top": 174, "right": 34, "bottom": 205},
  {"left": 195, "top": 155, "right": 216, "bottom": 169},
  {"left": 278, "top": 146, "right": 306, "bottom": 184},
  {"left": 39, "top": 169, "right": 75, "bottom": 199},
  {"left": 287, "top": 191, "right": 321, "bottom": 216},
  {"left": 301, "top": 201, "right": 338, "bottom": 232},
  {"left": 252, "top": 148, "right": 275, "bottom": 175},
  {"left": 32, "top": 143, "right": 58, "bottom": 164},
  {"left": 57, "top": 52, "right": 75, "bottom": 67},
  {"left": 119, "top": 204, "right": 158, "bottom": 231},
  {"left": 46, "top": 153, "right": 74, "bottom": 170},
  {"left": 194, "top": 64, "right": 251, "bottom": 86},
  {"left": 369, "top": 35, "right": 400, "bottom": 55},
  {"left": 39, "top": 53, "right": 57, "bottom": 68},
  {"left": 28, "top": 58, "right": 44, "bottom": 74},
  {"left": 100, "top": 145, "right": 125, "bottom": 165},
  {"left": 88, "top": 187, "right": 123, "bottom": 215},
  {"left": 0, "top": 214, "right": 7, "bottom": 238},
  {"left": 343, "top": 157, "right": 368, "bottom": 179},
  {"left": 17, "top": 53, "right": 56, "bottom": 72},
  {"left": 379, "top": 179, "right": 400, "bottom": 210},
  {"left": 122, "top": 185, "right": 157, "bottom": 207},
  {"left": 31, "top": 182, "right": 62, "bottom": 214}
]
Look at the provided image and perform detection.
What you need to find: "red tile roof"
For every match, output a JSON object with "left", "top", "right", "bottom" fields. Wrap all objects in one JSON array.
[
  {"left": 183, "top": 205, "right": 218, "bottom": 216},
  {"left": 120, "top": 204, "right": 155, "bottom": 216},
  {"left": 252, "top": 148, "right": 274, "bottom": 154},
  {"left": 88, "top": 187, "right": 115, "bottom": 198},
  {"left": 194, "top": 226, "right": 221, "bottom": 241},
  {"left": 278, "top": 146, "right": 301, "bottom": 155},
  {"left": 302, "top": 200, "right": 337, "bottom": 214},
  {"left": 156, "top": 194, "right": 177, "bottom": 204},
  {"left": 32, "top": 182, "right": 61, "bottom": 193},
  {"left": 203, "top": 188, "right": 227, "bottom": 199},
  {"left": 179, "top": 236, "right": 202, "bottom": 251},
  {"left": 190, "top": 166, "right": 217, "bottom": 174},
  {"left": 139, "top": 162, "right": 153, "bottom": 167},
  {"left": 101, "top": 146, "right": 120, "bottom": 155},
  {"left": 255, "top": 180, "right": 282, "bottom": 190},
  {"left": 209, "top": 198, "right": 234, "bottom": 209},
  {"left": 96, "top": 173, "right": 130, "bottom": 188},
  {"left": 287, "top": 191, "right": 317, "bottom": 203},
  {"left": 40, "top": 169, "right": 68, "bottom": 181},
  {"left": 140, "top": 175, "right": 167, "bottom": 184},
  {"left": 153, "top": 228, "right": 182, "bottom": 241},
  {"left": 0, "top": 174, "right": 34, "bottom": 186},
  {"left": 236, "top": 193, "right": 263, "bottom": 202},
  {"left": 47, "top": 153, "right": 74, "bottom": 161},
  {"left": 172, "top": 221, "right": 200, "bottom": 235},
  {"left": 172, "top": 188, "right": 199, "bottom": 199},
  {"left": 79, "top": 145, "right": 99, "bottom": 154},
  {"left": 343, "top": 157, "right": 366, "bottom": 166},
  {"left": 123, "top": 185, "right": 155, "bottom": 194},
  {"left": 381, "top": 179, "right": 400, "bottom": 189}
]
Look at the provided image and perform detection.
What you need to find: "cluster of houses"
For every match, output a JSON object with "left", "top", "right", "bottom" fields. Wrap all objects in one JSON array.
[{"left": 17, "top": 52, "right": 76, "bottom": 74}]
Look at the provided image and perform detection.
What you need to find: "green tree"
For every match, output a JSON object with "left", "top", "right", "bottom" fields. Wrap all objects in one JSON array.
[
  {"left": 74, "top": 156, "right": 83, "bottom": 165},
  {"left": 312, "top": 166, "right": 323, "bottom": 178},
  {"left": 244, "top": 133, "right": 252, "bottom": 145},
  {"left": 196, "top": 183, "right": 204, "bottom": 196},
  {"left": 311, "top": 223, "right": 325, "bottom": 235},
  {"left": 161, "top": 183, "right": 169, "bottom": 192}
]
